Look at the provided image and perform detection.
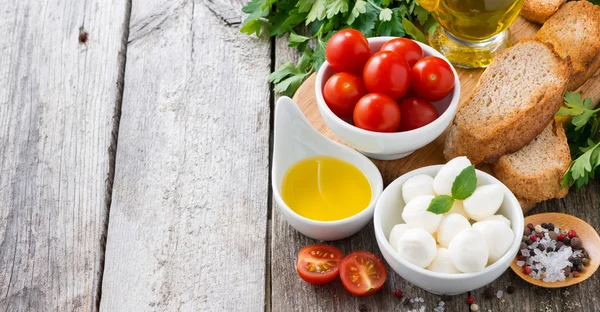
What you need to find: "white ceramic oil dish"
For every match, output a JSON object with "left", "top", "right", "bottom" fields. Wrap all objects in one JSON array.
[
  {"left": 272, "top": 96, "right": 383, "bottom": 241},
  {"left": 315, "top": 37, "right": 460, "bottom": 160},
  {"left": 373, "top": 165, "right": 524, "bottom": 295}
]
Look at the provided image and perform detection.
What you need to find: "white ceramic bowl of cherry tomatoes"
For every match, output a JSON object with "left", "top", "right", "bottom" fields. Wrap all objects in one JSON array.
[{"left": 315, "top": 30, "right": 460, "bottom": 160}]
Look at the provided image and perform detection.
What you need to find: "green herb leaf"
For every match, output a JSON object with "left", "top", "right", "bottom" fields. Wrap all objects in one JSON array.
[
  {"left": 326, "top": 0, "right": 349, "bottom": 19},
  {"left": 423, "top": 15, "right": 440, "bottom": 37},
  {"left": 350, "top": 1, "right": 378, "bottom": 36},
  {"left": 269, "top": 49, "right": 314, "bottom": 97},
  {"left": 451, "top": 165, "right": 477, "bottom": 200},
  {"left": 377, "top": 8, "right": 405, "bottom": 37},
  {"left": 402, "top": 17, "right": 426, "bottom": 43},
  {"left": 414, "top": 4, "right": 429, "bottom": 25},
  {"left": 555, "top": 91, "right": 600, "bottom": 131},
  {"left": 379, "top": 8, "right": 393, "bottom": 21},
  {"left": 563, "top": 140, "right": 600, "bottom": 189},
  {"left": 288, "top": 32, "right": 310, "bottom": 47},
  {"left": 347, "top": 0, "right": 367, "bottom": 24},
  {"left": 306, "top": 0, "right": 327, "bottom": 24},
  {"left": 312, "top": 31, "right": 335, "bottom": 71},
  {"left": 240, "top": 0, "right": 273, "bottom": 36},
  {"left": 427, "top": 195, "right": 455, "bottom": 214},
  {"left": 297, "top": 0, "right": 315, "bottom": 13}
]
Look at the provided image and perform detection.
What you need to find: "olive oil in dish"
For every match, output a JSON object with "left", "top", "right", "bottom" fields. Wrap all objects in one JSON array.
[{"left": 282, "top": 156, "right": 372, "bottom": 221}]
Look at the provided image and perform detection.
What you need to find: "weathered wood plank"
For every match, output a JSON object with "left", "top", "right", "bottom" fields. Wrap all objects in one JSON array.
[
  {"left": 99, "top": 0, "right": 271, "bottom": 310},
  {"left": 270, "top": 37, "right": 467, "bottom": 312},
  {"left": 0, "top": 0, "right": 129, "bottom": 311}
]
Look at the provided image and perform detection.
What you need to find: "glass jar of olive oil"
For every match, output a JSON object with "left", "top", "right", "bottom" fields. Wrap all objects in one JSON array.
[{"left": 420, "top": 0, "right": 524, "bottom": 68}]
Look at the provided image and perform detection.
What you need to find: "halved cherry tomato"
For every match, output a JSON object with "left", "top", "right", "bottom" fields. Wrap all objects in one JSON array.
[
  {"left": 411, "top": 56, "right": 455, "bottom": 102},
  {"left": 325, "top": 29, "right": 371, "bottom": 75},
  {"left": 339, "top": 251, "right": 387, "bottom": 296},
  {"left": 397, "top": 97, "right": 440, "bottom": 131},
  {"left": 323, "top": 72, "right": 368, "bottom": 120},
  {"left": 363, "top": 51, "right": 411, "bottom": 99},
  {"left": 353, "top": 93, "right": 401, "bottom": 132},
  {"left": 296, "top": 244, "right": 344, "bottom": 285},
  {"left": 380, "top": 38, "right": 424, "bottom": 67}
]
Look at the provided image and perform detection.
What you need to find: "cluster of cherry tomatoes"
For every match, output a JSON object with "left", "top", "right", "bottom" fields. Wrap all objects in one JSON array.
[{"left": 323, "top": 29, "right": 455, "bottom": 133}]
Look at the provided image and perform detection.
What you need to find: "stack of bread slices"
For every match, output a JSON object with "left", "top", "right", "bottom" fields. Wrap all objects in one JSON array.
[{"left": 444, "top": 1, "right": 600, "bottom": 211}]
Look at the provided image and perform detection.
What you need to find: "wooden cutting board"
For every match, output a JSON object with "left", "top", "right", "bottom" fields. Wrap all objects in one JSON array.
[{"left": 292, "top": 16, "right": 600, "bottom": 185}]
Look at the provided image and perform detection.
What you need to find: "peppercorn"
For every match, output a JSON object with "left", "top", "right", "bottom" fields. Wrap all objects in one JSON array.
[
  {"left": 563, "top": 237, "right": 570, "bottom": 245},
  {"left": 517, "top": 255, "right": 526, "bottom": 261},
  {"left": 568, "top": 256, "right": 575, "bottom": 262},
  {"left": 556, "top": 241, "right": 564, "bottom": 250},
  {"left": 536, "top": 232, "right": 544, "bottom": 239},
  {"left": 576, "top": 264, "right": 584, "bottom": 272},
  {"left": 470, "top": 303, "right": 479, "bottom": 312},
  {"left": 359, "top": 304, "right": 367, "bottom": 312},
  {"left": 548, "top": 223, "right": 555, "bottom": 231},
  {"left": 535, "top": 224, "right": 543, "bottom": 233},
  {"left": 537, "top": 245, "right": 545, "bottom": 252},
  {"left": 574, "top": 258, "right": 583, "bottom": 267},
  {"left": 570, "top": 237, "right": 583, "bottom": 249},
  {"left": 583, "top": 258, "right": 590, "bottom": 266},
  {"left": 527, "top": 223, "right": 535, "bottom": 231},
  {"left": 530, "top": 235, "right": 538, "bottom": 242},
  {"left": 564, "top": 266, "right": 571, "bottom": 276},
  {"left": 546, "top": 247, "right": 554, "bottom": 253},
  {"left": 520, "top": 242, "right": 527, "bottom": 251},
  {"left": 525, "top": 239, "right": 533, "bottom": 245},
  {"left": 523, "top": 267, "right": 532, "bottom": 275},
  {"left": 573, "top": 271, "right": 580, "bottom": 277},
  {"left": 484, "top": 287, "right": 496, "bottom": 299},
  {"left": 524, "top": 227, "right": 531, "bottom": 236},
  {"left": 507, "top": 285, "right": 516, "bottom": 294},
  {"left": 466, "top": 296, "right": 475, "bottom": 305},
  {"left": 568, "top": 230, "right": 577, "bottom": 239},
  {"left": 557, "top": 234, "right": 566, "bottom": 241},
  {"left": 394, "top": 289, "right": 403, "bottom": 298},
  {"left": 549, "top": 231, "right": 558, "bottom": 241},
  {"left": 541, "top": 223, "right": 548, "bottom": 229}
]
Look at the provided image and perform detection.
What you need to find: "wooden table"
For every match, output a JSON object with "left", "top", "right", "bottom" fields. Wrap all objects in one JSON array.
[{"left": 1, "top": 1, "right": 599, "bottom": 311}]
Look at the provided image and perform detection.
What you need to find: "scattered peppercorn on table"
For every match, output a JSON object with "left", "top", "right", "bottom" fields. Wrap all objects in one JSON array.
[{"left": 2, "top": 2, "right": 600, "bottom": 311}]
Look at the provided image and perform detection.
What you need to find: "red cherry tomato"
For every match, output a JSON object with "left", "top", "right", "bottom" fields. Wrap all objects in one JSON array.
[
  {"left": 353, "top": 93, "right": 401, "bottom": 132},
  {"left": 363, "top": 51, "right": 411, "bottom": 99},
  {"left": 296, "top": 244, "right": 344, "bottom": 285},
  {"left": 340, "top": 251, "right": 387, "bottom": 296},
  {"left": 325, "top": 29, "right": 371, "bottom": 75},
  {"left": 323, "top": 73, "right": 368, "bottom": 119},
  {"left": 411, "top": 56, "right": 455, "bottom": 102},
  {"left": 380, "top": 38, "right": 424, "bottom": 67},
  {"left": 397, "top": 97, "right": 440, "bottom": 131}
]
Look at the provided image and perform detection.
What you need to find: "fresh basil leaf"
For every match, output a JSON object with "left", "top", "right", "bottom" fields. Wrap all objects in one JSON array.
[
  {"left": 427, "top": 195, "right": 455, "bottom": 215},
  {"left": 451, "top": 165, "right": 477, "bottom": 200}
]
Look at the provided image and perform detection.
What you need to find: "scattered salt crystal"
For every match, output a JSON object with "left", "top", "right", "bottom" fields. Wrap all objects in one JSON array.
[
  {"left": 534, "top": 248, "right": 542, "bottom": 255},
  {"left": 555, "top": 226, "right": 560, "bottom": 233},
  {"left": 433, "top": 301, "right": 445, "bottom": 312},
  {"left": 530, "top": 242, "right": 539, "bottom": 250},
  {"left": 521, "top": 249, "right": 530, "bottom": 257},
  {"left": 419, "top": 307, "right": 425, "bottom": 312},
  {"left": 410, "top": 299, "right": 414, "bottom": 303},
  {"left": 439, "top": 301, "right": 445, "bottom": 307},
  {"left": 517, "top": 261, "right": 525, "bottom": 267},
  {"left": 497, "top": 290, "right": 504, "bottom": 299},
  {"left": 419, "top": 298, "right": 424, "bottom": 303}
]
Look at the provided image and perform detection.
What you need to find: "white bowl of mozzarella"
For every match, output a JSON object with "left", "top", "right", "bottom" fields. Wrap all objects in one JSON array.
[{"left": 373, "top": 157, "right": 525, "bottom": 295}]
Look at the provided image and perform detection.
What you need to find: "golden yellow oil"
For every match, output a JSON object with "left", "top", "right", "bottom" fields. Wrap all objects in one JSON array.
[
  {"left": 282, "top": 156, "right": 372, "bottom": 222},
  {"left": 430, "top": 0, "right": 524, "bottom": 41}
]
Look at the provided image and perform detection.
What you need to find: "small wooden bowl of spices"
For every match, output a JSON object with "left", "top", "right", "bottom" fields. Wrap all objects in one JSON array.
[{"left": 510, "top": 213, "right": 600, "bottom": 288}]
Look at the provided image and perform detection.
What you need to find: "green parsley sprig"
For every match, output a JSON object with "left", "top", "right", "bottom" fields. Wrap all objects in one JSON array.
[
  {"left": 556, "top": 92, "right": 600, "bottom": 189},
  {"left": 241, "top": 0, "right": 439, "bottom": 96}
]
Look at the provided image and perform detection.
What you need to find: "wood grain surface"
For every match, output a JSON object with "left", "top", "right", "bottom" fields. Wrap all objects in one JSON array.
[
  {"left": 272, "top": 16, "right": 600, "bottom": 312},
  {"left": 0, "top": 0, "right": 129, "bottom": 311},
  {"left": 99, "top": 0, "right": 271, "bottom": 310}
]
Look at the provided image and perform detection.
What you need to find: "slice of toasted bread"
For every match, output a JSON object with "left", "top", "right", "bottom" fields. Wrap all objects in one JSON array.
[
  {"left": 443, "top": 39, "right": 571, "bottom": 164},
  {"left": 521, "top": 0, "right": 565, "bottom": 24},
  {"left": 493, "top": 121, "right": 571, "bottom": 207},
  {"left": 537, "top": 1, "right": 600, "bottom": 90},
  {"left": 518, "top": 197, "right": 537, "bottom": 212}
]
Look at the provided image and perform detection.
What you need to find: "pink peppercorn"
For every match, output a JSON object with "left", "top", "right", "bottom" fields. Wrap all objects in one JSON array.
[{"left": 568, "top": 230, "right": 577, "bottom": 239}]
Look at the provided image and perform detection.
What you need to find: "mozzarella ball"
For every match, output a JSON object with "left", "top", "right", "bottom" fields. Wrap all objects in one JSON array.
[
  {"left": 437, "top": 213, "right": 471, "bottom": 248},
  {"left": 473, "top": 220, "right": 515, "bottom": 264},
  {"left": 448, "top": 228, "right": 489, "bottom": 273},
  {"left": 388, "top": 224, "right": 415, "bottom": 252},
  {"left": 433, "top": 156, "right": 472, "bottom": 196},
  {"left": 397, "top": 228, "right": 437, "bottom": 268},
  {"left": 479, "top": 214, "right": 511, "bottom": 227},
  {"left": 401, "top": 195, "right": 443, "bottom": 234},
  {"left": 427, "top": 247, "right": 461, "bottom": 273},
  {"left": 446, "top": 200, "right": 469, "bottom": 218},
  {"left": 402, "top": 174, "right": 435, "bottom": 204},
  {"left": 463, "top": 184, "right": 504, "bottom": 221}
]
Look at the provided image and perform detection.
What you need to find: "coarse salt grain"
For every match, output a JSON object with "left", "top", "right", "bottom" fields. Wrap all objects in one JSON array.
[
  {"left": 517, "top": 261, "right": 525, "bottom": 267},
  {"left": 496, "top": 290, "right": 503, "bottom": 299}
]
